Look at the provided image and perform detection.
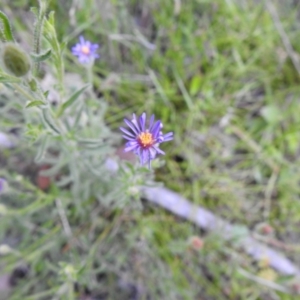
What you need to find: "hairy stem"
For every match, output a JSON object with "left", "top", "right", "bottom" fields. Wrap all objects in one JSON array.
[{"left": 33, "top": 0, "right": 48, "bottom": 76}]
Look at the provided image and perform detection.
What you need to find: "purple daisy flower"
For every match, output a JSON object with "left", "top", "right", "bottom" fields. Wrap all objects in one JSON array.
[
  {"left": 120, "top": 113, "right": 173, "bottom": 168},
  {"left": 71, "top": 36, "right": 99, "bottom": 64}
]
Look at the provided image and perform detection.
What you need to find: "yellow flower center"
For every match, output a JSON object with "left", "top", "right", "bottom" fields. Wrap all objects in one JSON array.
[
  {"left": 138, "top": 132, "right": 154, "bottom": 148},
  {"left": 81, "top": 46, "right": 90, "bottom": 55}
]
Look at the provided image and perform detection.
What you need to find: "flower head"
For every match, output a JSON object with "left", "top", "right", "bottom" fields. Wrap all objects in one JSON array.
[
  {"left": 71, "top": 36, "right": 99, "bottom": 64},
  {"left": 120, "top": 113, "right": 173, "bottom": 168}
]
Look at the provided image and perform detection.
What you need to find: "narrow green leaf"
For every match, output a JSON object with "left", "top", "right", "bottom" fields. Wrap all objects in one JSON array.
[
  {"left": 77, "top": 138, "right": 103, "bottom": 145},
  {"left": 77, "top": 138, "right": 105, "bottom": 149},
  {"left": 56, "top": 175, "right": 73, "bottom": 187},
  {"left": 0, "top": 11, "right": 15, "bottom": 42},
  {"left": 30, "top": 49, "right": 52, "bottom": 62},
  {"left": 81, "top": 159, "right": 103, "bottom": 177},
  {"left": 57, "top": 84, "right": 89, "bottom": 117},
  {"left": 42, "top": 108, "right": 61, "bottom": 134},
  {"left": 73, "top": 102, "right": 84, "bottom": 129},
  {"left": 0, "top": 73, "right": 21, "bottom": 83},
  {"left": 34, "top": 134, "right": 48, "bottom": 163},
  {"left": 39, "top": 161, "right": 64, "bottom": 177},
  {"left": 26, "top": 100, "right": 46, "bottom": 108}
]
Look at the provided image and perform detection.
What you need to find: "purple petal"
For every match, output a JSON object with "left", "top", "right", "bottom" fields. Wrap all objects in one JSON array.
[
  {"left": 122, "top": 135, "right": 136, "bottom": 141},
  {"left": 72, "top": 45, "right": 81, "bottom": 52},
  {"left": 151, "top": 121, "right": 161, "bottom": 138},
  {"left": 91, "top": 44, "right": 99, "bottom": 50},
  {"left": 141, "top": 149, "right": 150, "bottom": 165},
  {"left": 78, "top": 56, "right": 90, "bottom": 64},
  {"left": 139, "top": 112, "right": 146, "bottom": 132},
  {"left": 149, "top": 147, "right": 157, "bottom": 159},
  {"left": 131, "top": 114, "right": 141, "bottom": 131},
  {"left": 153, "top": 145, "right": 165, "bottom": 155},
  {"left": 79, "top": 36, "right": 85, "bottom": 44},
  {"left": 120, "top": 127, "right": 135, "bottom": 138},
  {"left": 124, "top": 142, "right": 139, "bottom": 152},
  {"left": 137, "top": 148, "right": 143, "bottom": 165},
  {"left": 149, "top": 114, "right": 155, "bottom": 130},
  {"left": 162, "top": 132, "right": 173, "bottom": 142},
  {"left": 93, "top": 54, "right": 100, "bottom": 59},
  {"left": 124, "top": 119, "right": 139, "bottom": 135}
]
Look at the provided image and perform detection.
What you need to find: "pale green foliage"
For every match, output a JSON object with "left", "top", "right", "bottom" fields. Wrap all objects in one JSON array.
[{"left": 0, "top": 1, "right": 153, "bottom": 299}]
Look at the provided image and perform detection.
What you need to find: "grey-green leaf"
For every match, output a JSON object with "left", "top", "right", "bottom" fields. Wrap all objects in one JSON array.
[
  {"left": 26, "top": 100, "right": 46, "bottom": 108},
  {"left": 0, "top": 73, "right": 21, "bottom": 83},
  {"left": 34, "top": 135, "right": 49, "bottom": 163},
  {"left": 57, "top": 84, "right": 89, "bottom": 117},
  {"left": 30, "top": 49, "right": 52, "bottom": 62},
  {"left": 42, "top": 108, "right": 61, "bottom": 134}
]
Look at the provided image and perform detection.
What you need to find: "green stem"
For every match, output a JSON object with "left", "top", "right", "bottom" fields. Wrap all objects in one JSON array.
[
  {"left": 12, "top": 83, "right": 37, "bottom": 102},
  {"left": 57, "top": 55, "right": 65, "bottom": 97},
  {"left": 68, "top": 281, "right": 74, "bottom": 300},
  {"left": 87, "top": 63, "right": 93, "bottom": 84},
  {"left": 86, "top": 62, "right": 94, "bottom": 97}
]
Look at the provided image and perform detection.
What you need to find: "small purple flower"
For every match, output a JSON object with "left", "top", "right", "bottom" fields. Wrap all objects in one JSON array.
[
  {"left": 0, "top": 132, "right": 14, "bottom": 149},
  {"left": 71, "top": 36, "right": 99, "bottom": 64},
  {"left": 0, "top": 178, "right": 6, "bottom": 193},
  {"left": 120, "top": 113, "right": 173, "bottom": 168}
]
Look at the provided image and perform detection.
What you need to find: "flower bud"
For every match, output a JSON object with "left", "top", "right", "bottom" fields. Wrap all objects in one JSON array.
[{"left": 2, "top": 43, "right": 31, "bottom": 77}]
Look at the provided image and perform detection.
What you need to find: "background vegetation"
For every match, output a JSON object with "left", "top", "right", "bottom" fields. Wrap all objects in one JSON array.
[{"left": 1, "top": 0, "right": 300, "bottom": 299}]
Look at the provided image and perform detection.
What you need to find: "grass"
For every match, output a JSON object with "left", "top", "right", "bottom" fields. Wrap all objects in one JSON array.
[{"left": 2, "top": 0, "right": 300, "bottom": 299}]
